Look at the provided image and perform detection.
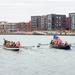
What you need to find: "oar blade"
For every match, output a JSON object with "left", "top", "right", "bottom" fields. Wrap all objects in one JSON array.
[{"left": 37, "top": 45, "right": 40, "bottom": 47}]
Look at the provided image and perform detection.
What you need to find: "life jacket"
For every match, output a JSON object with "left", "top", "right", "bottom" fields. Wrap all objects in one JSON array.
[{"left": 17, "top": 41, "right": 21, "bottom": 47}]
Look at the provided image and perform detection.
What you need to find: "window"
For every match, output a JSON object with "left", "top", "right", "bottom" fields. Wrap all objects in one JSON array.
[
  {"left": 59, "top": 24, "right": 61, "bottom": 26},
  {"left": 56, "top": 16, "right": 58, "bottom": 18}
]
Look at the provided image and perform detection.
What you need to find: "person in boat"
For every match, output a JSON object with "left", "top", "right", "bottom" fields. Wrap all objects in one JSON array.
[
  {"left": 65, "top": 41, "right": 68, "bottom": 46},
  {"left": 12, "top": 42, "right": 16, "bottom": 46},
  {"left": 4, "top": 39, "right": 7, "bottom": 45},
  {"left": 16, "top": 41, "right": 21, "bottom": 47},
  {"left": 10, "top": 41, "right": 13, "bottom": 46},
  {"left": 50, "top": 40, "right": 53, "bottom": 44},
  {"left": 6, "top": 41, "right": 10, "bottom": 47},
  {"left": 60, "top": 42, "right": 65, "bottom": 46},
  {"left": 62, "top": 42, "right": 65, "bottom": 46},
  {"left": 4, "top": 40, "right": 9, "bottom": 46},
  {"left": 50, "top": 40, "right": 56, "bottom": 45},
  {"left": 55, "top": 41, "right": 59, "bottom": 46},
  {"left": 10, "top": 41, "right": 17, "bottom": 47}
]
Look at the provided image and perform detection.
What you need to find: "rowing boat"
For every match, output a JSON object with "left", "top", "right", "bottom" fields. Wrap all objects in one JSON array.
[
  {"left": 50, "top": 44, "right": 71, "bottom": 50},
  {"left": 3, "top": 45, "right": 20, "bottom": 51}
]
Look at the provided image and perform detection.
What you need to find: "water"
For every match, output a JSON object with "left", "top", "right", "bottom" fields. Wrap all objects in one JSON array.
[{"left": 0, "top": 35, "right": 75, "bottom": 75}]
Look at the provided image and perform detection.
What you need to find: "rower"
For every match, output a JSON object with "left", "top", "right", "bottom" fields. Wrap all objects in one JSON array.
[
  {"left": 16, "top": 41, "right": 21, "bottom": 47},
  {"left": 65, "top": 41, "right": 68, "bottom": 46}
]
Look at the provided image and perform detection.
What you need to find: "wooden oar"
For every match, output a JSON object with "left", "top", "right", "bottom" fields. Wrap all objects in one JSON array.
[
  {"left": 70, "top": 45, "right": 75, "bottom": 48},
  {"left": 66, "top": 43, "right": 75, "bottom": 48},
  {"left": 37, "top": 43, "right": 50, "bottom": 47},
  {"left": 68, "top": 43, "right": 75, "bottom": 48},
  {"left": 38, "top": 43, "right": 50, "bottom": 45},
  {"left": 0, "top": 45, "right": 3, "bottom": 47},
  {"left": 69, "top": 43, "right": 75, "bottom": 45},
  {"left": 21, "top": 45, "right": 35, "bottom": 49}
]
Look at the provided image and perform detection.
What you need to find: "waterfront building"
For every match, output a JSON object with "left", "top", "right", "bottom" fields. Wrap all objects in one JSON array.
[
  {"left": 47, "top": 14, "right": 66, "bottom": 30},
  {"left": 66, "top": 17, "right": 69, "bottom": 30},
  {"left": 4, "top": 23, "right": 16, "bottom": 32},
  {"left": 28, "top": 21, "right": 32, "bottom": 31},
  {"left": 0, "top": 21, "right": 7, "bottom": 32},
  {"left": 15, "top": 22, "right": 26, "bottom": 32},
  {"left": 15, "top": 22, "right": 31, "bottom": 32},
  {"left": 46, "top": 14, "right": 52, "bottom": 30},
  {"left": 31, "top": 16, "right": 41, "bottom": 30},
  {"left": 41, "top": 15, "right": 47, "bottom": 30},
  {"left": 69, "top": 13, "right": 75, "bottom": 30},
  {"left": 25, "top": 22, "right": 30, "bottom": 31}
]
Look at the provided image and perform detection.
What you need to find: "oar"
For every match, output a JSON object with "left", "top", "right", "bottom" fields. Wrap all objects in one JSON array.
[
  {"left": 69, "top": 43, "right": 75, "bottom": 45},
  {"left": 70, "top": 45, "right": 75, "bottom": 48},
  {"left": 37, "top": 43, "right": 50, "bottom": 47},
  {"left": 69, "top": 43, "right": 75, "bottom": 47},
  {"left": 37, "top": 45, "right": 40, "bottom": 47},
  {"left": 0, "top": 45, "right": 3, "bottom": 47},
  {"left": 38, "top": 43, "right": 50, "bottom": 45},
  {"left": 66, "top": 43, "right": 75, "bottom": 48},
  {"left": 21, "top": 45, "right": 35, "bottom": 49}
]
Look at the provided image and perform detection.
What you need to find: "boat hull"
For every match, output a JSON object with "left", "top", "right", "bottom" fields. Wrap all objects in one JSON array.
[
  {"left": 3, "top": 46, "right": 20, "bottom": 51},
  {"left": 50, "top": 44, "right": 71, "bottom": 50}
]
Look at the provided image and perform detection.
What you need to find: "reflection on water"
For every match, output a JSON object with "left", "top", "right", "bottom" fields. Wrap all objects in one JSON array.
[{"left": 0, "top": 35, "right": 75, "bottom": 75}]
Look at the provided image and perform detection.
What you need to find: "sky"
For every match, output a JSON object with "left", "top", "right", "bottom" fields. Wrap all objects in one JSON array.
[{"left": 0, "top": 0, "right": 75, "bottom": 22}]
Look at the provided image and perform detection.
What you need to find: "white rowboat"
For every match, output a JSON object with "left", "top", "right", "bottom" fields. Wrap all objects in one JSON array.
[{"left": 3, "top": 46, "right": 20, "bottom": 51}]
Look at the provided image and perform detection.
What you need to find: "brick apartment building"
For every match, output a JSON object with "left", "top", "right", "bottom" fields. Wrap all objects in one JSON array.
[
  {"left": 47, "top": 14, "right": 66, "bottom": 30},
  {"left": 41, "top": 15, "right": 47, "bottom": 30},
  {"left": 31, "top": 16, "right": 41, "bottom": 31},
  {"left": 15, "top": 21, "right": 32, "bottom": 32},
  {"left": 66, "top": 17, "right": 69, "bottom": 30}
]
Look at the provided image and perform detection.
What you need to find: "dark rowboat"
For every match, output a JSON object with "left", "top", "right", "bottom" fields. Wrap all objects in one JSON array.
[
  {"left": 50, "top": 44, "right": 71, "bottom": 50},
  {"left": 3, "top": 45, "right": 20, "bottom": 51}
]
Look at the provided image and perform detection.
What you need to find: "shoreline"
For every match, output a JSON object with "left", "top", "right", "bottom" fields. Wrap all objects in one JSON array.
[{"left": 0, "top": 31, "right": 75, "bottom": 36}]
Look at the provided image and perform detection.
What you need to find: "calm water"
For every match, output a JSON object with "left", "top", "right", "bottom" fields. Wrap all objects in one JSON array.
[{"left": 0, "top": 35, "right": 75, "bottom": 75}]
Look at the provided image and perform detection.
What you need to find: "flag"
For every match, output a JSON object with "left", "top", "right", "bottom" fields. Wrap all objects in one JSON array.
[
  {"left": 53, "top": 35, "right": 59, "bottom": 40},
  {"left": 53, "top": 35, "right": 62, "bottom": 43},
  {"left": 3, "top": 38, "right": 6, "bottom": 42}
]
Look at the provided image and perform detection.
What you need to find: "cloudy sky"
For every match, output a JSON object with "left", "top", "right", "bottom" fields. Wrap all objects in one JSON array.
[{"left": 0, "top": 0, "right": 75, "bottom": 22}]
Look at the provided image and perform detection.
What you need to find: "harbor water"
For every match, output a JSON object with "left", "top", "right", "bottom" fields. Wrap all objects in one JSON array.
[{"left": 0, "top": 35, "right": 75, "bottom": 75}]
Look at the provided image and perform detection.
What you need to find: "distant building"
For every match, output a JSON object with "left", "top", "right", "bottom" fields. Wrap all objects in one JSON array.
[
  {"left": 46, "top": 14, "right": 52, "bottom": 30},
  {"left": 16, "top": 22, "right": 26, "bottom": 32},
  {"left": 28, "top": 21, "right": 32, "bottom": 31},
  {"left": 25, "top": 22, "right": 29, "bottom": 31},
  {"left": 47, "top": 14, "right": 66, "bottom": 30},
  {"left": 41, "top": 15, "right": 47, "bottom": 30},
  {"left": 66, "top": 17, "right": 69, "bottom": 30},
  {"left": 0, "top": 21, "right": 7, "bottom": 32},
  {"left": 31, "top": 16, "right": 41, "bottom": 30},
  {"left": 69, "top": 13, "right": 75, "bottom": 30},
  {"left": 4, "top": 23, "right": 16, "bottom": 32}
]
